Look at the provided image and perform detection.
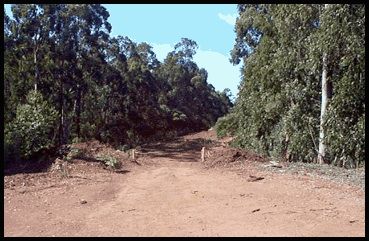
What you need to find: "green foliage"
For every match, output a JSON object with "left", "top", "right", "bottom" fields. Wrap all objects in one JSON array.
[
  {"left": 118, "top": 144, "right": 131, "bottom": 152},
  {"left": 64, "top": 147, "right": 84, "bottom": 161},
  {"left": 5, "top": 90, "right": 58, "bottom": 160},
  {"left": 4, "top": 4, "right": 232, "bottom": 164},
  {"left": 96, "top": 155, "right": 121, "bottom": 169},
  {"left": 72, "top": 137, "right": 80, "bottom": 144},
  {"left": 215, "top": 112, "right": 238, "bottom": 138},
  {"left": 320, "top": 4, "right": 365, "bottom": 167},
  {"left": 218, "top": 4, "right": 365, "bottom": 167}
]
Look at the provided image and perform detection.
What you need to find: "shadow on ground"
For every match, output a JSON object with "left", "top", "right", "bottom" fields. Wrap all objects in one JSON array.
[
  {"left": 139, "top": 138, "right": 218, "bottom": 162},
  {"left": 4, "top": 157, "right": 55, "bottom": 176}
]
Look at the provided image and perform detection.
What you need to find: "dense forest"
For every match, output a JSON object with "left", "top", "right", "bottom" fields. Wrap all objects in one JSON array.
[
  {"left": 3, "top": 4, "right": 365, "bottom": 169},
  {"left": 4, "top": 4, "right": 232, "bottom": 162},
  {"left": 216, "top": 4, "right": 365, "bottom": 168}
]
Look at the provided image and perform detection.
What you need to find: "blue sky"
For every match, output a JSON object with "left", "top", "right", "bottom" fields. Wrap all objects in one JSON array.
[{"left": 4, "top": 4, "right": 242, "bottom": 97}]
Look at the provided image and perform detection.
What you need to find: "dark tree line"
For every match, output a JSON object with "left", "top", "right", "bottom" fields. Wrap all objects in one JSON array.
[{"left": 4, "top": 4, "right": 232, "bottom": 162}]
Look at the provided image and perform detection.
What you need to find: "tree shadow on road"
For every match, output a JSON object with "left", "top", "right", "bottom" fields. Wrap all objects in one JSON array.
[{"left": 139, "top": 138, "right": 219, "bottom": 162}]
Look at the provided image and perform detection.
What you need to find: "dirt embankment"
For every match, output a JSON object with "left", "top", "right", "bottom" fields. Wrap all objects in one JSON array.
[{"left": 4, "top": 130, "right": 365, "bottom": 237}]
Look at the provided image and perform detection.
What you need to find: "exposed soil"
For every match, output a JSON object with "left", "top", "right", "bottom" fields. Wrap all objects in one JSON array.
[{"left": 4, "top": 130, "right": 365, "bottom": 237}]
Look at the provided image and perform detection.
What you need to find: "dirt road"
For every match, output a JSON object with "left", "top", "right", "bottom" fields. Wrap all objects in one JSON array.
[{"left": 4, "top": 131, "right": 365, "bottom": 237}]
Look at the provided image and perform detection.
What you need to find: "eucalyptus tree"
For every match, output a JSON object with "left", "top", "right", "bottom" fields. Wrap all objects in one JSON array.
[
  {"left": 315, "top": 4, "right": 365, "bottom": 167},
  {"left": 4, "top": 5, "right": 233, "bottom": 161},
  {"left": 317, "top": 4, "right": 330, "bottom": 164},
  {"left": 63, "top": 4, "right": 112, "bottom": 141},
  {"left": 4, "top": 11, "right": 15, "bottom": 123},
  {"left": 5, "top": 5, "right": 49, "bottom": 119},
  {"left": 123, "top": 38, "right": 164, "bottom": 140},
  {"left": 158, "top": 38, "right": 231, "bottom": 132},
  {"left": 223, "top": 4, "right": 322, "bottom": 160},
  {"left": 218, "top": 4, "right": 365, "bottom": 167}
]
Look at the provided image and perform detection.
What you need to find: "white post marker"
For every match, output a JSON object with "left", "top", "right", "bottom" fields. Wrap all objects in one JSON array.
[{"left": 201, "top": 147, "right": 205, "bottom": 162}]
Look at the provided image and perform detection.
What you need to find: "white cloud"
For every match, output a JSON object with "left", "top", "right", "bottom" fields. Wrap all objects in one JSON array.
[
  {"left": 218, "top": 13, "right": 237, "bottom": 26},
  {"left": 151, "top": 43, "right": 241, "bottom": 96}
]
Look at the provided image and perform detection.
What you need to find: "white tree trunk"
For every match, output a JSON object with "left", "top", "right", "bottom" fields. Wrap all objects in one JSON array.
[
  {"left": 318, "top": 52, "right": 328, "bottom": 164},
  {"left": 34, "top": 48, "right": 38, "bottom": 91},
  {"left": 318, "top": 4, "right": 330, "bottom": 164}
]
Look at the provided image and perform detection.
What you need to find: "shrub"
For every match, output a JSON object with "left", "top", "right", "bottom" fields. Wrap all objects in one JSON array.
[
  {"left": 215, "top": 112, "right": 238, "bottom": 138},
  {"left": 5, "top": 90, "right": 58, "bottom": 161},
  {"left": 96, "top": 155, "right": 121, "bottom": 169}
]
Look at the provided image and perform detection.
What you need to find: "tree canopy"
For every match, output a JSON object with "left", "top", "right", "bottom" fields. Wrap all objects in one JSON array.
[
  {"left": 217, "top": 4, "right": 365, "bottom": 168},
  {"left": 4, "top": 4, "right": 232, "bottom": 161}
]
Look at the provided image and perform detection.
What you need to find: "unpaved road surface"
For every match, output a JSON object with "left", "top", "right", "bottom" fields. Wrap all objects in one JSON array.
[{"left": 4, "top": 131, "right": 365, "bottom": 237}]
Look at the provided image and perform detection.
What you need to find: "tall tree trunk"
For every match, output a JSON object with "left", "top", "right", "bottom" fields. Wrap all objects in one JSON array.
[
  {"left": 318, "top": 4, "right": 330, "bottom": 164},
  {"left": 76, "top": 88, "right": 82, "bottom": 139},
  {"left": 59, "top": 61, "right": 65, "bottom": 146},
  {"left": 318, "top": 52, "right": 328, "bottom": 164},
  {"left": 34, "top": 46, "right": 38, "bottom": 91},
  {"left": 59, "top": 80, "right": 64, "bottom": 145}
]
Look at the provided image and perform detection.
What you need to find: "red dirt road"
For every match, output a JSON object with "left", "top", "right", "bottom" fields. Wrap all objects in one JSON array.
[{"left": 4, "top": 131, "right": 365, "bottom": 237}]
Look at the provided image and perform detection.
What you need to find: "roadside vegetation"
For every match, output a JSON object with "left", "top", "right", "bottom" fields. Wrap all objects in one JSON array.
[
  {"left": 4, "top": 4, "right": 232, "bottom": 164},
  {"left": 216, "top": 4, "right": 365, "bottom": 168}
]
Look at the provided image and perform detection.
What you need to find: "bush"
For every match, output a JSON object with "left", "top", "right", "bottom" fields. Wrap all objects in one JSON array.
[
  {"left": 96, "top": 155, "right": 121, "bottom": 169},
  {"left": 64, "top": 147, "right": 84, "bottom": 161},
  {"left": 5, "top": 90, "right": 58, "bottom": 161},
  {"left": 215, "top": 112, "right": 238, "bottom": 138}
]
